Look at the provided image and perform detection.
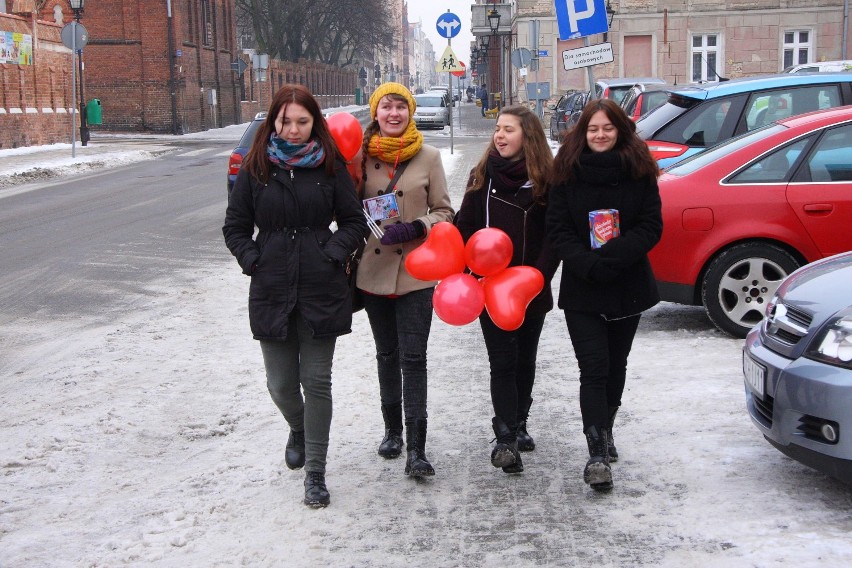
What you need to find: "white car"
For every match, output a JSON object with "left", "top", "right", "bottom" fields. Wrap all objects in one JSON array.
[{"left": 413, "top": 93, "right": 449, "bottom": 129}]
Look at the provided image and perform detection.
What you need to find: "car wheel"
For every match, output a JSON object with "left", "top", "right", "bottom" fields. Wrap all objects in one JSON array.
[{"left": 701, "top": 243, "right": 800, "bottom": 338}]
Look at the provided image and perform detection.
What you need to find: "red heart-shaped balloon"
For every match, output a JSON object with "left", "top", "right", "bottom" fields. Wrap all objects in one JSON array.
[
  {"left": 433, "top": 273, "right": 485, "bottom": 326},
  {"left": 326, "top": 112, "right": 363, "bottom": 161},
  {"left": 465, "top": 227, "right": 513, "bottom": 277},
  {"left": 405, "top": 222, "right": 466, "bottom": 281},
  {"left": 481, "top": 266, "right": 545, "bottom": 331}
]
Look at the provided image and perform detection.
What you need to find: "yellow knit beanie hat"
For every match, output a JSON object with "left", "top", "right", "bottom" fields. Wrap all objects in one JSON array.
[{"left": 369, "top": 82, "right": 416, "bottom": 119}]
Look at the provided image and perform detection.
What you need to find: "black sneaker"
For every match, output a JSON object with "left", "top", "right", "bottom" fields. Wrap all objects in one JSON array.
[
  {"left": 285, "top": 430, "right": 305, "bottom": 470},
  {"left": 304, "top": 471, "right": 330, "bottom": 508}
]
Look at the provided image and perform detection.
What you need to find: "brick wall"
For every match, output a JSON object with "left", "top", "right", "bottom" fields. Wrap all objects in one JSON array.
[
  {"left": 79, "top": 0, "right": 241, "bottom": 134},
  {"left": 0, "top": 12, "right": 76, "bottom": 149}
]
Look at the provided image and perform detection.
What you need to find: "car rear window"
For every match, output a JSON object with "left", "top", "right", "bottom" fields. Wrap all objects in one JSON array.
[
  {"left": 636, "top": 101, "right": 692, "bottom": 138},
  {"left": 239, "top": 119, "right": 263, "bottom": 147}
]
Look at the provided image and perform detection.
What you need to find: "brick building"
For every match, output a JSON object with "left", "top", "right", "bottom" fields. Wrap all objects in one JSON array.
[
  {"left": 80, "top": 0, "right": 241, "bottom": 134},
  {"left": 1, "top": 4, "right": 73, "bottom": 149}
]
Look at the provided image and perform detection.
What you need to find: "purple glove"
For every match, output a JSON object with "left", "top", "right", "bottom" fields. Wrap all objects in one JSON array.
[{"left": 380, "top": 221, "right": 426, "bottom": 245}]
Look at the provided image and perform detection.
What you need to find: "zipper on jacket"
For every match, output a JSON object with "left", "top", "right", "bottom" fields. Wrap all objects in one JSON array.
[{"left": 485, "top": 189, "right": 535, "bottom": 264}]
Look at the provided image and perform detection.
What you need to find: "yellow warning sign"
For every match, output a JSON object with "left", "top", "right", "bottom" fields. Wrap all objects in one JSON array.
[{"left": 436, "top": 45, "right": 464, "bottom": 73}]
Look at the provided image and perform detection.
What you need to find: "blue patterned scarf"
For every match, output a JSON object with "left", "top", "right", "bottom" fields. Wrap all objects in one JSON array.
[{"left": 266, "top": 134, "right": 326, "bottom": 169}]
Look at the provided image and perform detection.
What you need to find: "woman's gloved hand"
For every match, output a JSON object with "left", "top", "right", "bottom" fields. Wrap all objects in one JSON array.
[{"left": 380, "top": 220, "right": 426, "bottom": 245}]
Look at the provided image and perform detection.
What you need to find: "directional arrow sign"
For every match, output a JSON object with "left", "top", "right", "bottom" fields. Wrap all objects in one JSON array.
[
  {"left": 436, "top": 11, "right": 461, "bottom": 39},
  {"left": 436, "top": 45, "right": 464, "bottom": 73}
]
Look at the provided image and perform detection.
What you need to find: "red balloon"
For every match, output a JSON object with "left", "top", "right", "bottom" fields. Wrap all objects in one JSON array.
[
  {"left": 482, "top": 266, "right": 545, "bottom": 331},
  {"left": 405, "top": 222, "right": 466, "bottom": 281},
  {"left": 327, "top": 112, "right": 363, "bottom": 161},
  {"left": 433, "top": 273, "right": 485, "bottom": 326},
  {"left": 465, "top": 227, "right": 513, "bottom": 277}
]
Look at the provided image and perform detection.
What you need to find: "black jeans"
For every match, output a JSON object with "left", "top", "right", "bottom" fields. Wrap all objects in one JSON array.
[
  {"left": 363, "top": 288, "right": 434, "bottom": 422},
  {"left": 479, "top": 312, "right": 546, "bottom": 429},
  {"left": 563, "top": 310, "right": 641, "bottom": 431}
]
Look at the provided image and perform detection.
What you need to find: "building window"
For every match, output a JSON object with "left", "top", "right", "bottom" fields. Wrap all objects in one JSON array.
[
  {"left": 691, "top": 33, "right": 721, "bottom": 83},
  {"left": 201, "top": 0, "right": 213, "bottom": 46},
  {"left": 783, "top": 30, "right": 812, "bottom": 69}
]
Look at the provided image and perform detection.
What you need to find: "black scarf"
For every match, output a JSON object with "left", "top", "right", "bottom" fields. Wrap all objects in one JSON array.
[
  {"left": 486, "top": 150, "right": 529, "bottom": 194},
  {"left": 576, "top": 150, "right": 622, "bottom": 186}
]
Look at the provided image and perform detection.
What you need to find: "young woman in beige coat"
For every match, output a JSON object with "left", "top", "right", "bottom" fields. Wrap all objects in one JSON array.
[{"left": 356, "top": 82, "right": 455, "bottom": 477}]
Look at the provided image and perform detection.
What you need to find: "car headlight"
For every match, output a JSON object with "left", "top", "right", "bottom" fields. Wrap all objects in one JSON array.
[{"left": 805, "top": 308, "right": 852, "bottom": 370}]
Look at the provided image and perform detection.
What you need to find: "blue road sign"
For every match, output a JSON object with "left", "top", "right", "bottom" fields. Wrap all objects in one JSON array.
[
  {"left": 554, "top": 0, "right": 609, "bottom": 40},
  {"left": 436, "top": 12, "right": 461, "bottom": 39}
]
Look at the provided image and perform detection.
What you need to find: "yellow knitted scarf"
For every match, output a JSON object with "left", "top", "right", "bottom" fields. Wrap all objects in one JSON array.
[{"left": 367, "top": 121, "right": 424, "bottom": 164}]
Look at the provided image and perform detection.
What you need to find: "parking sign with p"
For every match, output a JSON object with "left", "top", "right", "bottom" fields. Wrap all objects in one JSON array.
[{"left": 554, "top": 0, "right": 609, "bottom": 40}]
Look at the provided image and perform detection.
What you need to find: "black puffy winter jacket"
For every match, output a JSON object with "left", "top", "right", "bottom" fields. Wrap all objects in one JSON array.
[{"left": 223, "top": 159, "right": 366, "bottom": 340}]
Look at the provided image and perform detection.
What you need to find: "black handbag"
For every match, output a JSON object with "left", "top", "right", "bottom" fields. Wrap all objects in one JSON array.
[{"left": 348, "top": 160, "right": 409, "bottom": 313}]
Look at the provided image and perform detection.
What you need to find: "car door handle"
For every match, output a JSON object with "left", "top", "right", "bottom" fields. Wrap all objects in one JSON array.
[{"left": 803, "top": 203, "right": 834, "bottom": 214}]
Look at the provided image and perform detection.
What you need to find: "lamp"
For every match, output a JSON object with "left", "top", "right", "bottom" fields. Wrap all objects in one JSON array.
[
  {"left": 603, "top": 1, "right": 616, "bottom": 43},
  {"left": 487, "top": 9, "right": 501, "bottom": 34},
  {"left": 70, "top": 0, "right": 88, "bottom": 146}
]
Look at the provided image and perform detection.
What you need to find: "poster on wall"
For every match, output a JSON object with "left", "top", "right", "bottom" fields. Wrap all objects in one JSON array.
[{"left": 0, "top": 31, "right": 33, "bottom": 65}]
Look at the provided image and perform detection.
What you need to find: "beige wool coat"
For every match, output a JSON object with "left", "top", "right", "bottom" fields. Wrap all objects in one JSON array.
[{"left": 356, "top": 144, "right": 455, "bottom": 296}]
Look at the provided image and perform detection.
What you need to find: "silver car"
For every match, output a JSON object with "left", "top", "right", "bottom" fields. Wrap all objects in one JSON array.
[
  {"left": 743, "top": 251, "right": 852, "bottom": 484},
  {"left": 413, "top": 93, "right": 449, "bottom": 129}
]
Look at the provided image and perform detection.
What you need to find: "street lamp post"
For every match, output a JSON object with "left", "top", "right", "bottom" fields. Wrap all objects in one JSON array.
[
  {"left": 70, "top": 0, "right": 88, "bottom": 146},
  {"left": 603, "top": 1, "right": 616, "bottom": 43},
  {"left": 487, "top": 8, "right": 501, "bottom": 110}
]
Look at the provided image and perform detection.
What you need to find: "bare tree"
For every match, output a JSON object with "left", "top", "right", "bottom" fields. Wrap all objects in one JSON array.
[{"left": 235, "top": 0, "right": 395, "bottom": 67}]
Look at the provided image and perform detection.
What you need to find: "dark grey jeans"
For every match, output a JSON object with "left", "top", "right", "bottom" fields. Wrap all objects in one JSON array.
[
  {"left": 260, "top": 313, "right": 336, "bottom": 474},
  {"left": 362, "top": 287, "right": 434, "bottom": 422}
]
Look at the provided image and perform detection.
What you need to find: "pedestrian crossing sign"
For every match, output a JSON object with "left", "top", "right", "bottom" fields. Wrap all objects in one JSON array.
[{"left": 436, "top": 45, "right": 464, "bottom": 73}]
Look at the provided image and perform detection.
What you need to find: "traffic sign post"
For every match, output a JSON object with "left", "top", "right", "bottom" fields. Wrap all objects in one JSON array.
[
  {"left": 436, "top": 10, "right": 463, "bottom": 154},
  {"left": 553, "top": 0, "right": 611, "bottom": 100},
  {"left": 61, "top": 22, "right": 88, "bottom": 157}
]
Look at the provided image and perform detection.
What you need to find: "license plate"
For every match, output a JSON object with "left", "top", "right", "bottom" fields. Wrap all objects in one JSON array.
[{"left": 743, "top": 353, "right": 766, "bottom": 398}]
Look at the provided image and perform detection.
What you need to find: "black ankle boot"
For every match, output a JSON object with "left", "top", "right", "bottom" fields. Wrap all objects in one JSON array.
[
  {"left": 606, "top": 406, "right": 619, "bottom": 462},
  {"left": 584, "top": 425, "right": 612, "bottom": 491},
  {"left": 516, "top": 397, "right": 535, "bottom": 452},
  {"left": 404, "top": 419, "right": 435, "bottom": 477},
  {"left": 303, "top": 471, "right": 330, "bottom": 508},
  {"left": 491, "top": 417, "right": 522, "bottom": 472},
  {"left": 378, "top": 403, "right": 404, "bottom": 459},
  {"left": 285, "top": 430, "right": 305, "bottom": 470}
]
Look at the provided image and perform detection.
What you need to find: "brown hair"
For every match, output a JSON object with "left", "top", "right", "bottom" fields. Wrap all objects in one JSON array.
[
  {"left": 466, "top": 104, "right": 553, "bottom": 202},
  {"left": 242, "top": 84, "right": 341, "bottom": 183},
  {"left": 550, "top": 98, "right": 659, "bottom": 185}
]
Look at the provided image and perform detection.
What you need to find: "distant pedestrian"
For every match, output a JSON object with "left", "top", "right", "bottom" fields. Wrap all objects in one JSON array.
[
  {"left": 455, "top": 105, "right": 558, "bottom": 474},
  {"left": 223, "top": 84, "right": 366, "bottom": 508},
  {"left": 546, "top": 99, "right": 662, "bottom": 491},
  {"left": 478, "top": 85, "right": 489, "bottom": 116},
  {"left": 356, "top": 82, "right": 455, "bottom": 478}
]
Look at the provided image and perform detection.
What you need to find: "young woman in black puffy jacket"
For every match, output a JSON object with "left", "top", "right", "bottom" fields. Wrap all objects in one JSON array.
[
  {"left": 223, "top": 85, "right": 366, "bottom": 508},
  {"left": 546, "top": 99, "right": 662, "bottom": 491}
]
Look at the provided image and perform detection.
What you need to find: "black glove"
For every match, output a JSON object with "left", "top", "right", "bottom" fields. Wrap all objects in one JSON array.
[{"left": 380, "top": 220, "right": 426, "bottom": 245}]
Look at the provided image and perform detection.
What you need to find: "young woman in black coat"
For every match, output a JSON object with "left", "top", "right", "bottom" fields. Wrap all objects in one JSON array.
[
  {"left": 223, "top": 85, "right": 366, "bottom": 508},
  {"left": 546, "top": 99, "right": 662, "bottom": 491},
  {"left": 456, "top": 105, "right": 557, "bottom": 474}
]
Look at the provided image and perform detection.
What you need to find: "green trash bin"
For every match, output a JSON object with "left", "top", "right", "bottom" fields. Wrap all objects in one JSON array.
[
  {"left": 355, "top": 88, "right": 363, "bottom": 106},
  {"left": 86, "top": 99, "right": 102, "bottom": 125}
]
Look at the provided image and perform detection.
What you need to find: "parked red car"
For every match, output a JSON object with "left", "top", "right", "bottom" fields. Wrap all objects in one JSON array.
[{"left": 649, "top": 106, "right": 852, "bottom": 338}]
